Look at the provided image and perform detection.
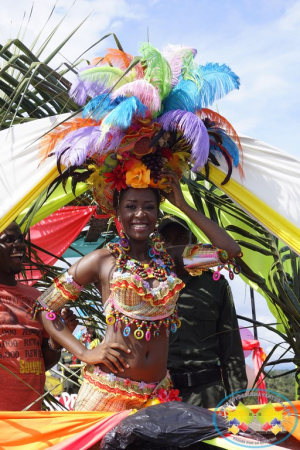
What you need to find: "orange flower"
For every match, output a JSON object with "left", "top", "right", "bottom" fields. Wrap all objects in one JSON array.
[{"left": 126, "top": 163, "right": 151, "bottom": 188}]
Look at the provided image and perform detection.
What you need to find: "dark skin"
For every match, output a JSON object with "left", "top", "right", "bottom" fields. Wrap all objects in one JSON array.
[
  {"left": 38, "top": 170, "right": 241, "bottom": 382},
  {"left": 0, "top": 222, "right": 78, "bottom": 369},
  {"left": 160, "top": 223, "right": 194, "bottom": 278}
]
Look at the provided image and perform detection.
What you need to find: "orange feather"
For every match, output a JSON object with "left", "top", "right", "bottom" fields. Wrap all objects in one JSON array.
[
  {"left": 92, "top": 48, "right": 133, "bottom": 69},
  {"left": 39, "top": 118, "right": 98, "bottom": 162},
  {"left": 91, "top": 48, "right": 144, "bottom": 78}
]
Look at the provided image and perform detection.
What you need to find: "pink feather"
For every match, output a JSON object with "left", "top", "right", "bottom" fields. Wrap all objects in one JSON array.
[
  {"left": 110, "top": 80, "right": 161, "bottom": 113},
  {"left": 162, "top": 44, "right": 197, "bottom": 87}
]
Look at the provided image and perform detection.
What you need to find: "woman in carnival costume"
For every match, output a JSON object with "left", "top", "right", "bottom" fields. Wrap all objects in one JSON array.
[{"left": 35, "top": 43, "right": 243, "bottom": 412}]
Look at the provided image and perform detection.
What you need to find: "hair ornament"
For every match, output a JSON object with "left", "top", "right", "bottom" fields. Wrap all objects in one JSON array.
[{"left": 40, "top": 42, "right": 243, "bottom": 214}]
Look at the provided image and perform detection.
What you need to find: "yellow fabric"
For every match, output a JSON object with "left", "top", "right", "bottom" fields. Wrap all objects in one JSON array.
[
  {"left": 17, "top": 181, "right": 89, "bottom": 228},
  {"left": 207, "top": 164, "right": 300, "bottom": 256}
]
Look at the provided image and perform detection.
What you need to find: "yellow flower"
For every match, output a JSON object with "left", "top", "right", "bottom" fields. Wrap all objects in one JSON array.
[{"left": 126, "top": 163, "right": 151, "bottom": 188}]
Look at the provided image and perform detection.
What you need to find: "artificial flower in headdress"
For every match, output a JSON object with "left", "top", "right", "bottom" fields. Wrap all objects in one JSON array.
[{"left": 40, "top": 43, "right": 243, "bottom": 214}]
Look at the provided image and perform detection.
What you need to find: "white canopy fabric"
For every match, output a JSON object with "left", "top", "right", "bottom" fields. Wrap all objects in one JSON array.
[
  {"left": 0, "top": 114, "right": 69, "bottom": 229},
  {"left": 0, "top": 117, "right": 299, "bottom": 255},
  {"left": 208, "top": 135, "right": 300, "bottom": 255}
]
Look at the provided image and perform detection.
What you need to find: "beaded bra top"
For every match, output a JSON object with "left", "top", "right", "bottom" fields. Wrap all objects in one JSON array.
[{"left": 104, "top": 242, "right": 185, "bottom": 340}]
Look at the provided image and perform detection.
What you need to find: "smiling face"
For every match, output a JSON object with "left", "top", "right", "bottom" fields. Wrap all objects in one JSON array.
[
  {"left": 117, "top": 188, "right": 159, "bottom": 242},
  {"left": 0, "top": 222, "right": 26, "bottom": 285}
]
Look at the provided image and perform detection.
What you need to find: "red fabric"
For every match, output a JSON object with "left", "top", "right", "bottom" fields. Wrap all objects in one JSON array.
[
  {"left": 0, "top": 283, "right": 46, "bottom": 411},
  {"left": 242, "top": 339, "right": 267, "bottom": 404},
  {"left": 93, "top": 212, "right": 110, "bottom": 220},
  {"left": 22, "top": 206, "right": 95, "bottom": 284}
]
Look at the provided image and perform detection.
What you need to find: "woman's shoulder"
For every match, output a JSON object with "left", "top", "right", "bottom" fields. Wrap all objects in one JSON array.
[{"left": 69, "top": 247, "right": 114, "bottom": 285}]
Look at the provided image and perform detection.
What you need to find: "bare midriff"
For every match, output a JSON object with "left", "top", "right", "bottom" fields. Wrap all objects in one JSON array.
[{"left": 100, "top": 321, "right": 169, "bottom": 382}]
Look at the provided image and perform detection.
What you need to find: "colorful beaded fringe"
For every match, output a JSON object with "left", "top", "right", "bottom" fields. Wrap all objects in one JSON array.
[{"left": 106, "top": 304, "right": 181, "bottom": 340}]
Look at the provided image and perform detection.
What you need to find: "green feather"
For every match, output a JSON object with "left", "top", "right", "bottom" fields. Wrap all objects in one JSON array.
[
  {"left": 79, "top": 66, "right": 135, "bottom": 90},
  {"left": 139, "top": 42, "right": 172, "bottom": 100},
  {"left": 181, "top": 51, "right": 200, "bottom": 87}
]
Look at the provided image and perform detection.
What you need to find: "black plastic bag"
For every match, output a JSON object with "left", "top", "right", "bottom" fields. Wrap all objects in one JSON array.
[{"left": 100, "top": 401, "right": 228, "bottom": 449}]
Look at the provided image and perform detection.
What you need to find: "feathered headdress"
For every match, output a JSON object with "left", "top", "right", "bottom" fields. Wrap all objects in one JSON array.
[{"left": 40, "top": 43, "right": 243, "bottom": 214}]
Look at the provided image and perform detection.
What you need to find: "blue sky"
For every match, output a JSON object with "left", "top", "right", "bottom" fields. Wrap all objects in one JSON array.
[
  {"left": 1, "top": 0, "right": 299, "bottom": 158},
  {"left": 1, "top": 0, "right": 298, "bottom": 370}
]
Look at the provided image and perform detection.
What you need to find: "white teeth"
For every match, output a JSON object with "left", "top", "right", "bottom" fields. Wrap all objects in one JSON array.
[
  {"left": 132, "top": 224, "right": 147, "bottom": 228},
  {"left": 11, "top": 253, "right": 24, "bottom": 257}
]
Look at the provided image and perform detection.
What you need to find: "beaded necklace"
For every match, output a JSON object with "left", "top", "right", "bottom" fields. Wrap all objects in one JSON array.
[
  {"left": 108, "top": 241, "right": 175, "bottom": 280},
  {"left": 106, "top": 241, "right": 182, "bottom": 341}
]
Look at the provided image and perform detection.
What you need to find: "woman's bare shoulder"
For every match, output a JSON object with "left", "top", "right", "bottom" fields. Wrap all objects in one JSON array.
[{"left": 69, "top": 247, "right": 115, "bottom": 285}]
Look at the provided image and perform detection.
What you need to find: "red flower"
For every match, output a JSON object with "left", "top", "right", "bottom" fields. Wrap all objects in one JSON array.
[
  {"left": 157, "top": 388, "right": 181, "bottom": 403},
  {"left": 103, "top": 165, "right": 127, "bottom": 192},
  {"left": 157, "top": 388, "right": 169, "bottom": 402},
  {"left": 167, "top": 389, "right": 181, "bottom": 402}
]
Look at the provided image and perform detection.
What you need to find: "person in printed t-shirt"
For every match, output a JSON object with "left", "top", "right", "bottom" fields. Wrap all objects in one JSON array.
[{"left": 0, "top": 221, "right": 78, "bottom": 411}]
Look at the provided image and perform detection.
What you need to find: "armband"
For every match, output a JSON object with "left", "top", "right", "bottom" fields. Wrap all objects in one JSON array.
[
  {"left": 31, "top": 272, "right": 82, "bottom": 321},
  {"left": 182, "top": 244, "right": 242, "bottom": 280}
]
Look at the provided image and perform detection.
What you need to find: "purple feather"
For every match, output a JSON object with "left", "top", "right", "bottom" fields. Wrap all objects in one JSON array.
[
  {"left": 69, "top": 79, "right": 109, "bottom": 106},
  {"left": 98, "top": 127, "right": 125, "bottom": 153},
  {"left": 54, "top": 126, "right": 101, "bottom": 166},
  {"left": 157, "top": 110, "right": 209, "bottom": 170},
  {"left": 54, "top": 126, "right": 124, "bottom": 167}
]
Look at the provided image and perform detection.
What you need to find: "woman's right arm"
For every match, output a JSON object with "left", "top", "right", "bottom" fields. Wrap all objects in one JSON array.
[
  {"left": 38, "top": 312, "right": 130, "bottom": 372},
  {"left": 36, "top": 249, "right": 131, "bottom": 372}
]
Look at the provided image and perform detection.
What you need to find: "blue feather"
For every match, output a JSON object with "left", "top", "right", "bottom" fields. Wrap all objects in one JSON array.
[
  {"left": 196, "top": 63, "right": 240, "bottom": 107},
  {"left": 162, "top": 63, "right": 240, "bottom": 113},
  {"left": 83, "top": 94, "right": 114, "bottom": 120},
  {"left": 162, "top": 78, "right": 201, "bottom": 113},
  {"left": 102, "top": 96, "right": 148, "bottom": 129}
]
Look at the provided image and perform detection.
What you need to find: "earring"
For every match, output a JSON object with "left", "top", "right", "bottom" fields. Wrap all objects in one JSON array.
[
  {"left": 149, "top": 230, "right": 164, "bottom": 257},
  {"left": 119, "top": 228, "right": 130, "bottom": 252}
]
